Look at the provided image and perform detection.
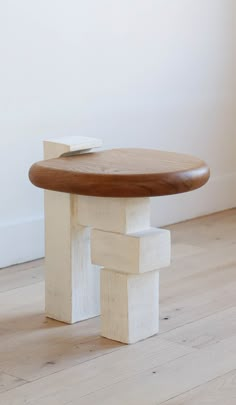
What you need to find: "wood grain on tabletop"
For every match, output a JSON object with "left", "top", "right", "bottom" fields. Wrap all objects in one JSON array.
[{"left": 29, "top": 148, "right": 210, "bottom": 197}]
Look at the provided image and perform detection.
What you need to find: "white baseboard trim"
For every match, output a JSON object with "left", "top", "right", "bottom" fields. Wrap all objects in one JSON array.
[
  {"left": 0, "top": 173, "right": 235, "bottom": 268},
  {"left": 0, "top": 217, "right": 45, "bottom": 269}
]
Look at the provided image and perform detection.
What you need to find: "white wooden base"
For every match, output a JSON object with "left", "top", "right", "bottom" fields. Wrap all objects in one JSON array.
[
  {"left": 44, "top": 136, "right": 102, "bottom": 324},
  {"left": 101, "top": 269, "right": 159, "bottom": 344}
]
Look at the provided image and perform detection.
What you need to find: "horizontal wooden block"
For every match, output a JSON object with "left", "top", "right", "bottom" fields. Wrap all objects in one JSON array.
[
  {"left": 44, "top": 136, "right": 102, "bottom": 159},
  {"left": 91, "top": 227, "right": 171, "bottom": 274},
  {"left": 77, "top": 196, "right": 150, "bottom": 234},
  {"left": 101, "top": 268, "right": 159, "bottom": 344}
]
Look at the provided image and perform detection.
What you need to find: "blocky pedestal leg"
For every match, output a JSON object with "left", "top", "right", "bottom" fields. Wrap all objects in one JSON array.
[
  {"left": 78, "top": 195, "right": 171, "bottom": 343},
  {"left": 101, "top": 269, "right": 160, "bottom": 344},
  {"left": 44, "top": 136, "right": 102, "bottom": 323}
]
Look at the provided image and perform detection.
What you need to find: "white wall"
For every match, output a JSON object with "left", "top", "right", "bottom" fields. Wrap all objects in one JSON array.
[{"left": 0, "top": 0, "right": 235, "bottom": 267}]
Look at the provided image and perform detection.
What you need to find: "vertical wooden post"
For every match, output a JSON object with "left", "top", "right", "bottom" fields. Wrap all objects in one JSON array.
[
  {"left": 78, "top": 196, "right": 171, "bottom": 344},
  {"left": 44, "top": 136, "right": 102, "bottom": 323}
]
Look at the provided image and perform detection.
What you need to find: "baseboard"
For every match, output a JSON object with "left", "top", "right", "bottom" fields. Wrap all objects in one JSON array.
[
  {"left": 0, "top": 217, "right": 45, "bottom": 269},
  {"left": 151, "top": 172, "right": 236, "bottom": 227},
  {"left": 0, "top": 173, "right": 235, "bottom": 268}
]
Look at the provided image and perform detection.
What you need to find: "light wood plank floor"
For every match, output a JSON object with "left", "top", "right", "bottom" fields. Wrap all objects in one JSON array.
[{"left": 0, "top": 209, "right": 235, "bottom": 404}]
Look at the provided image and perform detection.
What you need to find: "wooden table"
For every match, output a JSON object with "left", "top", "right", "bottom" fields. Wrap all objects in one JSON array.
[{"left": 29, "top": 137, "right": 209, "bottom": 344}]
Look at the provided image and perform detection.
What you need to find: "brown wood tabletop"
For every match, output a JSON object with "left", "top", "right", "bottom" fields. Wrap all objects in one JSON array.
[{"left": 29, "top": 148, "right": 210, "bottom": 197}]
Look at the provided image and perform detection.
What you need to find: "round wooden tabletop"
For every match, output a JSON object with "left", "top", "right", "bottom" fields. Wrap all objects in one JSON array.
[{"left": 29, "top": 148, "right": 210, "bottom": 198}]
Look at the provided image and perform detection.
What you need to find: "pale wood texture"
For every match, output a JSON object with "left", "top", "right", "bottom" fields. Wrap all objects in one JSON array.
[
  {"left": 0, "top": 259, "right": 43, "bottom": 293},
  {"left": 88, "top": 197, "right": 170, "bottom": 343},
  {"left": 44, "top": 137, "right": 101, "bottom": 324},
  {"left": 76, "top": 196, "right": 151, "bottom": 234},
  {"left": 101, "top": 269, "right": 159, "bottom": 343},
  {"left": 78, "top": 335, "right": 236, "bottom": 405},
  {"left": 92, "top": 227, "right": 171, "bottom": 274},
  {"left": 0, "top": 209, "right": 235, "bottom": 404},
  {"left": 29, "top": 148, "right": 210, "bottom": 197},
  {"left": 164, "top": 369, "right": 236, "bottom": 404},
  {"left": 45, "top": 191, "right": 100, "bottom": 323}
]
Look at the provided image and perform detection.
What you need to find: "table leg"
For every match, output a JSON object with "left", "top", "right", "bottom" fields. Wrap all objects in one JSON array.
[
  {"left": 78, "top": 196, "right": 171, "bottom": 343},
  {"left": 43, "top": 136, "right": 101, "bottom": 323}
]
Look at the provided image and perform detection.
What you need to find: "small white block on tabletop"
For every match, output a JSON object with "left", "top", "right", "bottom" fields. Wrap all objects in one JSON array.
[
  {"left": 91, "top": 227, "right": 171, "bottom": 274},
  {"left": 101, "top": 268, "right": 159, "bottom": 344},
  {"left": 77, "top": 196, "right": 150, "bottom": 234},
  {"left": 44, "top": 136, "right": 102, "bottom": 159}
]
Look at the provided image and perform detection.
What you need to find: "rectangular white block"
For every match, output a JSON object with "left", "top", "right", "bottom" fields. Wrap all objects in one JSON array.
[
  {"left": 44, "top": 136, "right": 102, "bottom": 324},
  {"left": 101, "top": 268, "right": 159, "bottom": 344},
  {"left": 76, "top": 196, "right": 150, "bottom": 234},
  {"left": 91, "top": 227, "right": 171, "bottom": 274},
  {"left": 44, "top": 136, "right": 102, "bottom": 159},
  {"left": 45, "top": 191, "right": 100, "bottom": 323}
]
